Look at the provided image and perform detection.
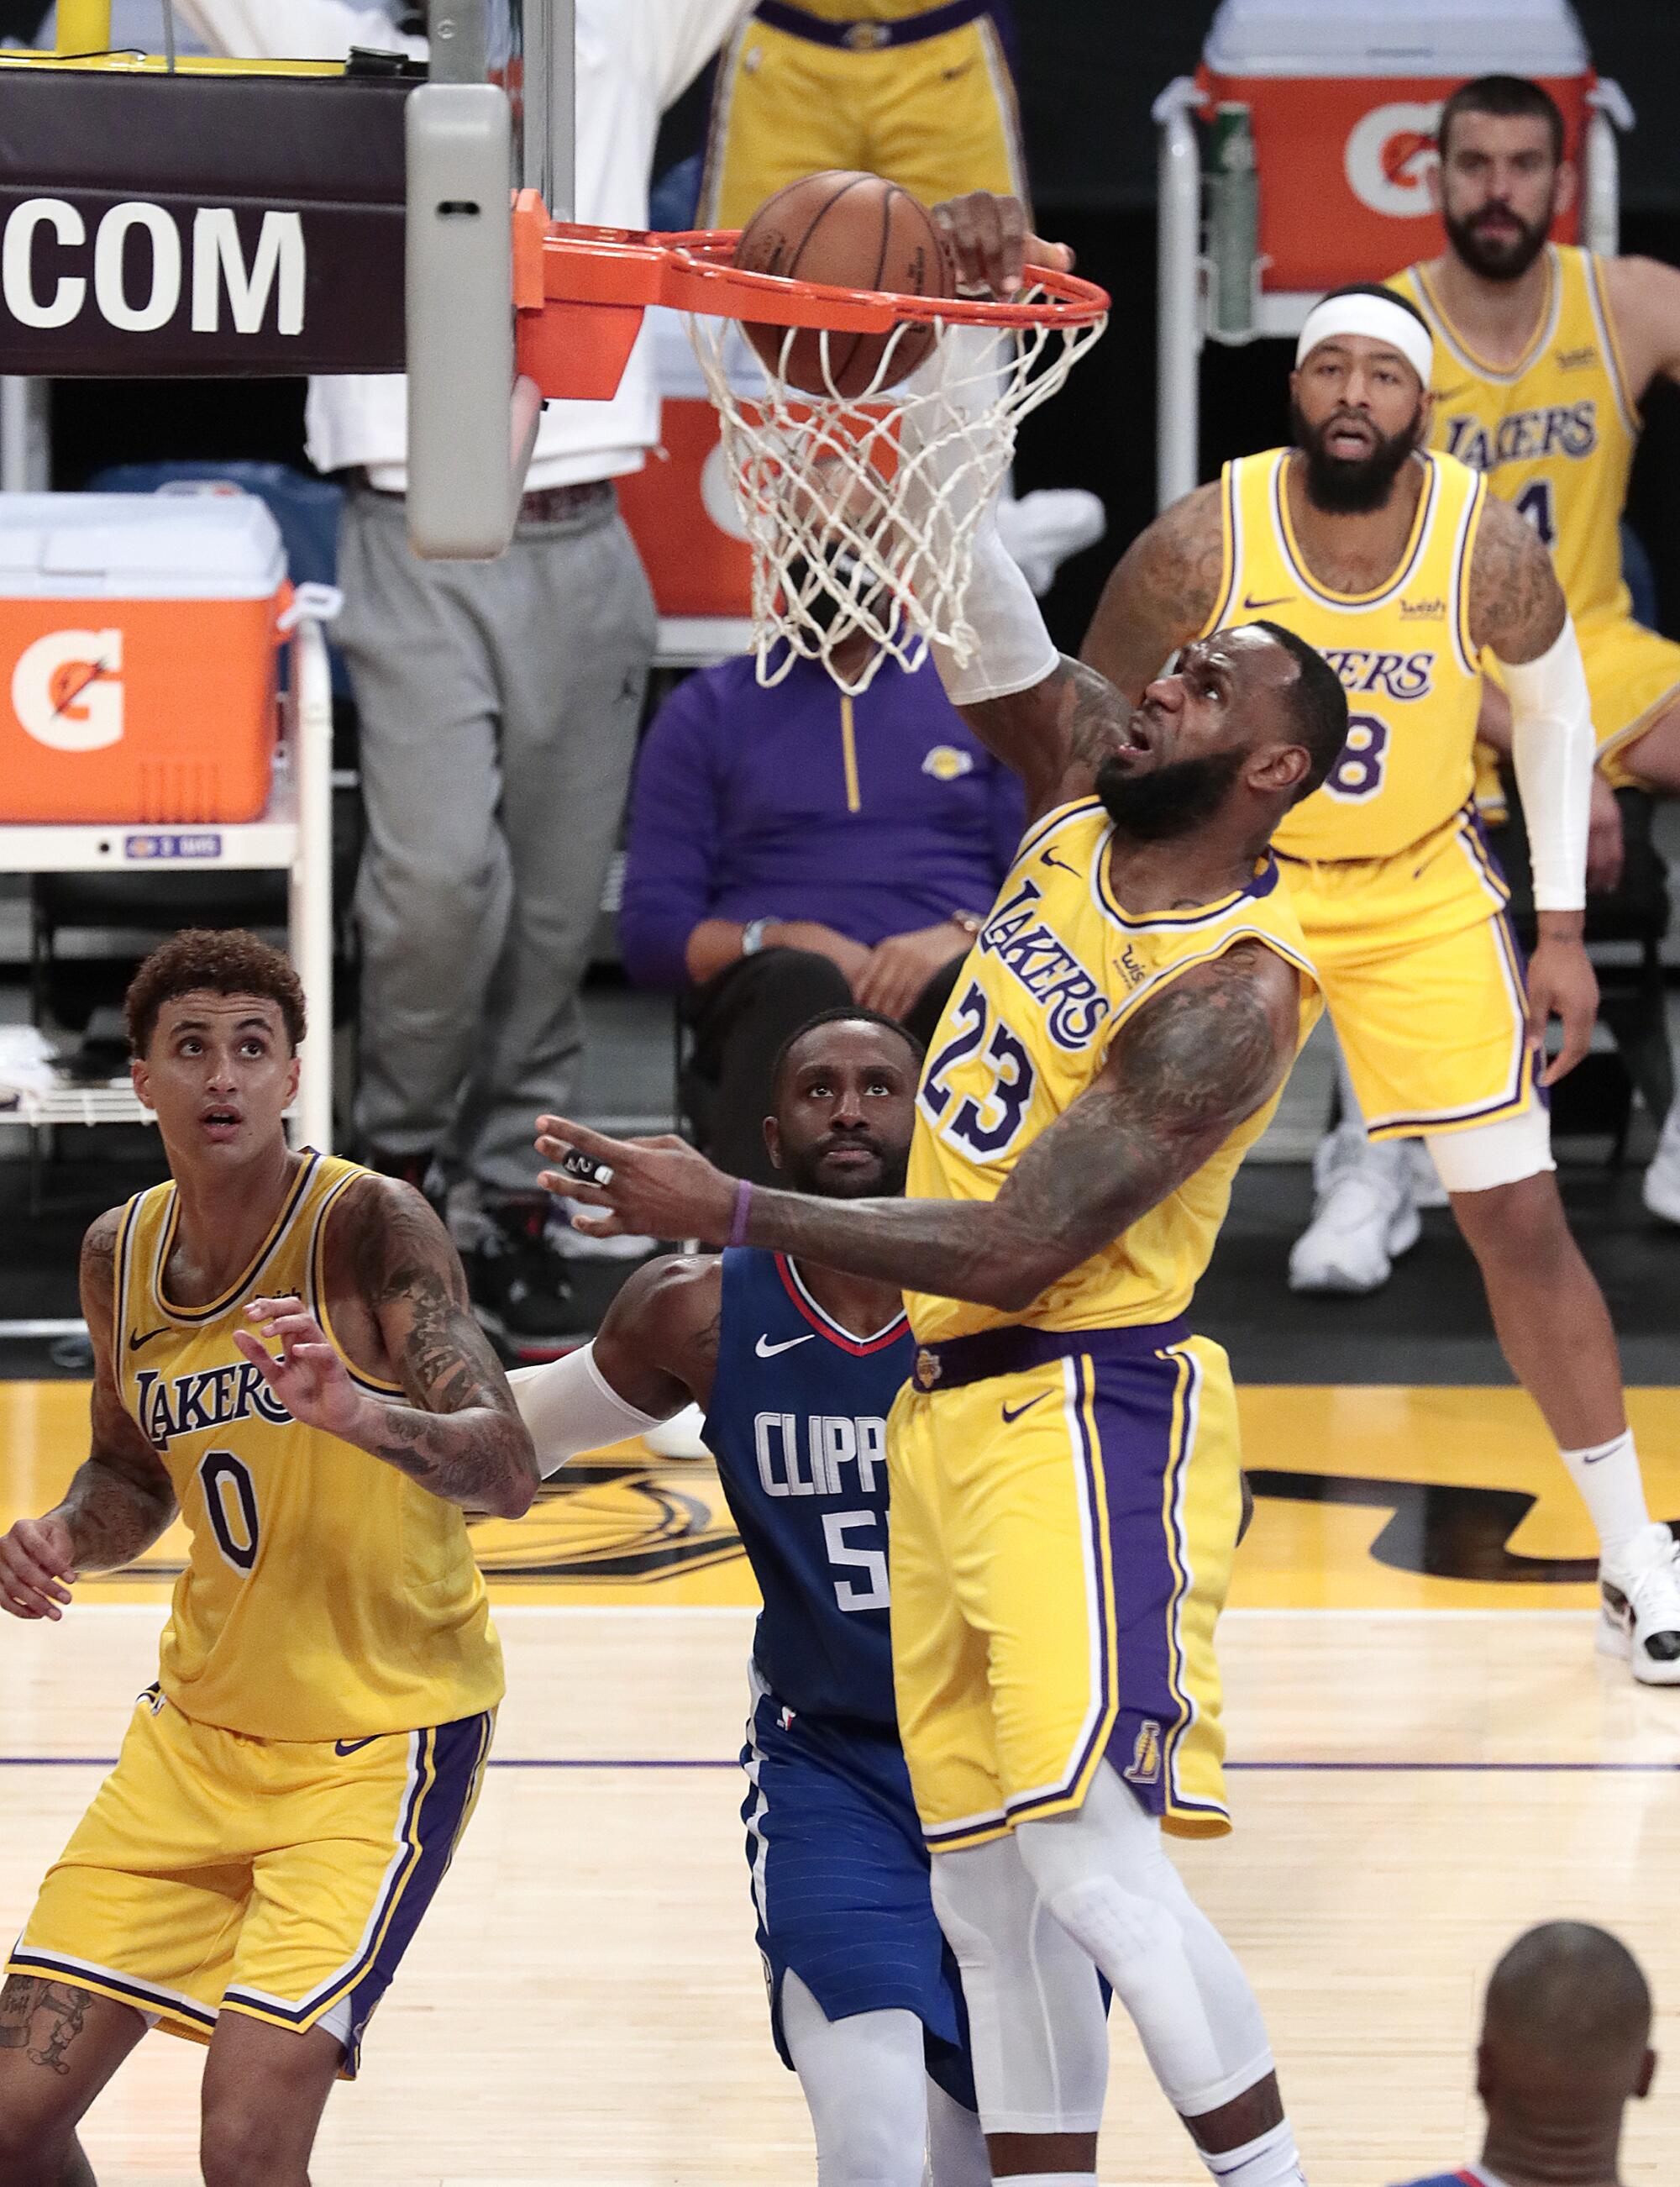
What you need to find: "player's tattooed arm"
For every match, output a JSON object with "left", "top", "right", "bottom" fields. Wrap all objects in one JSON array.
[
  {"left": 0, "top": 1212, "right": 178, "bottom": 1617},
  {"left": 1082, "top": 481, "right": 1226, "bottom": 702},
  {"left": 592, "top": 1254, "right": 722, "bottom": 1416},
  {"left": 1467, "top": 492, "right": 1567, "bottom": 665},
  {"left": 540, "top": 945, "right": 1300, "bottom": 1312},
  {"left": 238, "top": 1180, "right": 538, "bottom": 1520}
]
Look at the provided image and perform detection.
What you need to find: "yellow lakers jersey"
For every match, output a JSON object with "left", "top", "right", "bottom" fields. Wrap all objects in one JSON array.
[
  {"left": 773, "top": 0, "right": 950, "bottom": 18},
  {"left": 904, "top": 800, "right": 1320, "bottom": 1343},
  {"left": 1200, "top": 448, "right": 1487, "bottom": 862},
  {"left": 113, "top": 1151, "right": 504, "bottom": 1742},
  {"left": 1392, "top": 247, "right": 1638, "bottom": 630}
]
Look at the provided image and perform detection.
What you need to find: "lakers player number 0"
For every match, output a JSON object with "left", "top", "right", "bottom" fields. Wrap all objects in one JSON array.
[{"left": 198, "top": 1451, "right": 260, "bottom": 1573}]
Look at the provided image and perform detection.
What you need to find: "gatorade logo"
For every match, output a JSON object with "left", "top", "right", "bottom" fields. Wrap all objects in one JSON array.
[
  {"left": 1344, "top": 101, "right": 1442, "bottom": 218},
  {"left": 700, "top": 440, "right": 751, "bottom": 542},
  {"left": 13, "top": 628, "right": 124, "bottom": 751}
]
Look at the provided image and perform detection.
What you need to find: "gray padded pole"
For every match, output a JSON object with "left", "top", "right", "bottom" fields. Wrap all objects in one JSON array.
[
  {"left": 427, "top": 2, "right": 488, "bottom": 87},
  {"left": 406, "top": 82, "right": 541, "bottom": 558}
]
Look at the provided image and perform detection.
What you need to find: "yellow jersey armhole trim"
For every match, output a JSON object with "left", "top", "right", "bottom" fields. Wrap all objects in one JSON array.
[
  {"left": 1584, "top": 251, "right": 1641, "bottom": 439},
  {"left": 112, "top": 1192, "right": 144, "bottom": 1419},
  {"left": 1012, "top": 794, "right": 1105, "bottom": 867},
  {"left": 1452, "top": 470, "right": 1485, "bottom": 679},
  {"left": 310, "top": 1171, "right": 406, "bottom": 1397},
  {"left": 1197, "top": 463, "right": 1240, "bottom": 639},
  {"left": 1102, "top": 925, "right": 1318, "bottom": 1050}
]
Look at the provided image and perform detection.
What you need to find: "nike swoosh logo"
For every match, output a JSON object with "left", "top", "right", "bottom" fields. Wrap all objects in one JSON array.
[
  {"left": 334, "top": 1736, "right": 380, "bottom": 1756},
  {"left": 1001, "top": 1394, "right": 1047, "bottom": 1424},
  {"left": 1040, "top": 849, "right": 1077, "bottom": 875},
  {"left": 756, "top": 1333, "right": 816, "bottom": 1359},
  {"left": 128, "top": 1327, "right": 171, "bottom": 1351},
  {"left": 1435, "top": 382, "right": 1473, "bottom": 402},
  {"left": 1240, "top": 594, "right": 1294, "bottom": 612}
]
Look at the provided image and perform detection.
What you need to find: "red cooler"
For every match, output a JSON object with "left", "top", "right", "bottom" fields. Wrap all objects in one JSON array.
[{"left": 1197, "top": 0, "right": 1599, "bottom": 292}]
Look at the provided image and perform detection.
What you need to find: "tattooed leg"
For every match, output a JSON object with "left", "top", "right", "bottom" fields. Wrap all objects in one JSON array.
[{"left": 0, "top": 1974, "right": 145, "bottom": 2185}]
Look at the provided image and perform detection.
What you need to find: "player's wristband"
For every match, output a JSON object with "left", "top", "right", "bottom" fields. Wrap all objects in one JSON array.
[{"left": 727, "top": 1179, "right": 753, "bottom": 1249}]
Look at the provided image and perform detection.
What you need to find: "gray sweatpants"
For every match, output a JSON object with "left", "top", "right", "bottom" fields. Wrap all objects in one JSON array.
[{"left": 337, "top": 484, "right": 655, "bottom": 1194}]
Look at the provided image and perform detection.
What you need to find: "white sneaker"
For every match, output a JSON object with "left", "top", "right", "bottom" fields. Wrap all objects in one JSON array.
[
  {"left": 1598, "top": 1523, "right": 1680, "bottom": 1685},
  {"left": 1642, "top": 1101, "right": 1680, "bottom": 1227},
  {"left": 1288, "top": 1123, "right": 1421, "bottom": 1295}
]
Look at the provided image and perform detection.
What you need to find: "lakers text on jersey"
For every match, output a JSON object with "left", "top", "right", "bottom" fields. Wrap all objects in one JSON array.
[
  {"left": 890, "top": 802, "right": 1317, "bottom": 1849},
  {"left": 704, "top": 1247, "right": 974, "bottom": 2106},
  {"left": 1204, "top": 450, "right": 1536, "bottom": 1141},
  {"left": 1394, "top": 245, "right": 1680, "bottom": 781},
  {"left": 5, "top": 1152, "right": 502, "bottom": 2065}
]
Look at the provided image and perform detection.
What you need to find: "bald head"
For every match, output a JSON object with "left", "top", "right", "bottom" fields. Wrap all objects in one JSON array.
[{"left": 1480, "top": 1922, "right": 1655, "bottom": 2124}]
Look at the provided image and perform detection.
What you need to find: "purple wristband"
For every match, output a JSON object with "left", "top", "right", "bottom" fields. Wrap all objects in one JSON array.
[{"left": 727, "top": 1178, "right": 753, "bottom": 1249}]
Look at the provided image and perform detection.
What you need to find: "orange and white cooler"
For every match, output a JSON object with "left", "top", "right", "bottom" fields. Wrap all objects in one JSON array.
[
  {"left": 0, "top": 491, "right": 289, "bottom": 823},
  {"left": 1196, "top": 0, "right": 1600, "bottom": 294},
  {"left": 616, "top": 307, "right": 756, "bottom": 625}
]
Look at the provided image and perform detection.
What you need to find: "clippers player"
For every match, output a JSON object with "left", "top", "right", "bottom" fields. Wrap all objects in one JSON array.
[
  {"left": 531, "top": 196, "right": 1352, "bottom": 2187},
  {"left": 510, "top": 1008, "right": 993, "bottom": 2187},
  {"left": 1392, "top": 1922, "right": 1655, "bottom": 2187},
  {"left": 1388, "top": 71, "right": 1680, "bottom": 1222},
  {"left": 1084, "top": 283, "right": 1680, "bottom": 1685},
  {"left": 0, "top": 929, "right": 537, "bottom": 2187}
]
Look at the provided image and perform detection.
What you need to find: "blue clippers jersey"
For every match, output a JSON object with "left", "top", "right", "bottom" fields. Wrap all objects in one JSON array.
[{"left": 703, "top": 1249, "right": 912, "bottom": 1727}]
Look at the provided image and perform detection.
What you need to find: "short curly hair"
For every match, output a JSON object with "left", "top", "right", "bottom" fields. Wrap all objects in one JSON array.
[{"left": 124, "top": 928, "right": 307, "bottom": 1058}]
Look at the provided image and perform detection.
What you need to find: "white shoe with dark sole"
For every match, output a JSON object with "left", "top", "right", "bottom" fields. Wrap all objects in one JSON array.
[{"left": 1598, "top": 1522, "right": 1680, "bottom": 1685}]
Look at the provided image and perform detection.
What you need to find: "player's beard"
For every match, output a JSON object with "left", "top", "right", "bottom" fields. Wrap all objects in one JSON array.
[
  {"left": 1095, "top": 746, "right": 1247, "bottom": 843},
  {"left": 1290, "top": 395, "right": 1423, "bottom": 515},
  {"left": 1443, "top": 192, "right": 1554, "bottom": 282},
  {"left": 785, "top": 1133, "right": 911, "bottom": 1200}
]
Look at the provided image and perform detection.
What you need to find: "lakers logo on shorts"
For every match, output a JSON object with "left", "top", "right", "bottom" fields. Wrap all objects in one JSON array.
[
  {"left": 914, "top": 1348, "right": 942, "bottom": 1392},
  {"left": 1124, "top": 1719, "right": 1163, "bottom": 1787}
]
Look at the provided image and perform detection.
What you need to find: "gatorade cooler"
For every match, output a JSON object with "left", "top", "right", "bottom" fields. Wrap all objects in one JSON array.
[
  {"left": 616, "top": 308, "right": 754, "bottom": 619},
  {"left": 1198, "top": 0, "right": 1599, "bottom": 293},
  {"left": 0, "top": 491, "right": 288, "bottom": 823}
]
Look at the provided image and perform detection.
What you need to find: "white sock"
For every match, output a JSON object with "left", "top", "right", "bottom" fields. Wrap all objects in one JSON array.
[
  {"left": 1557, "top": 1429, "right": 1651, "bottom": 1557},
  {"left": 1203, "top": 2119, "right": 1306, "bottom": 2184},
  {"left": 995, "top": 2177, "right": 1095, "bottom": 2186}
]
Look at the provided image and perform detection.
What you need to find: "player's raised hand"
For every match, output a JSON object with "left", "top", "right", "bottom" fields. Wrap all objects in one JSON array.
[
  {"left": 235, "top": 1296, "right": 368, "bottom": 1441},
  {"left": 1525, "top": 929, "right": 1599, "bottom": 1087},
  {"left": 535, "top": 1117, "right": 738, "bottom": 1245},
  {"left": 931, "top": 191, "right": 1073, "bottom": 298},
  {"left": 0, "top": 1513, "right": 78, "bottom": 1621}
]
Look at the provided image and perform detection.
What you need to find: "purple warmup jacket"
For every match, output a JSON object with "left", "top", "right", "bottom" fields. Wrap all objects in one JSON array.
[{"left": 619, "top": 651, "right": 1026, "bottom": 991}]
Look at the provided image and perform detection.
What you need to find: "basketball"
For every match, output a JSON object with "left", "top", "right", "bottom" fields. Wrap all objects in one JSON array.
[{"left": 732, "top": 170, "right": 953, "bottom": 397}]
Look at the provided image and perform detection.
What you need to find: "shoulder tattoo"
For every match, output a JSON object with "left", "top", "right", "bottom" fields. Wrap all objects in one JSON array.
[{"left": 1469, "top": 494, "right": 1566, "bottom": 663}]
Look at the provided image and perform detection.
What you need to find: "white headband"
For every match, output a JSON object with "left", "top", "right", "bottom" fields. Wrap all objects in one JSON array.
[{"left": 1295, "top": 292, "right": 1433, "bottom": 389}]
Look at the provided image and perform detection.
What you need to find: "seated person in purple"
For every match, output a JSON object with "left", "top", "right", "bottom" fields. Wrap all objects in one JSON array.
[
  {"left": 1393, "top": 1921, "right": 1654, "bottom": 2187},
  {"left": 620, "top": 628, "right": 1024, "bottom": 1185}
]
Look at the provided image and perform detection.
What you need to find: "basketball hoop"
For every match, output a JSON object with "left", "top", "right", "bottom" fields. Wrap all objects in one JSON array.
[{"left": 512, "top": 214, "right": 1110, "bottom": 691}]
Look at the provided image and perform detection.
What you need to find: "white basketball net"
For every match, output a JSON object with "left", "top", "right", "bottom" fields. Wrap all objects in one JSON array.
[{"left": 685, "top": 297, "right": 1105, "bottom": 695}]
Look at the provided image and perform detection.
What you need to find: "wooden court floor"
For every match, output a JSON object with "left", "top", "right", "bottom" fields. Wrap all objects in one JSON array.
[{"left": 3, "top": 1385, "right": 1679, "bottom": 2184}]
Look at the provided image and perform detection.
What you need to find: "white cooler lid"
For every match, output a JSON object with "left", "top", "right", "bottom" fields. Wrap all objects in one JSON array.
[
  {"left": 1205, "top": 0, "right": 1589, "bottom": 79},
  {"left": 0, "top": 491, "right": 287, "bottom": 601}
]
